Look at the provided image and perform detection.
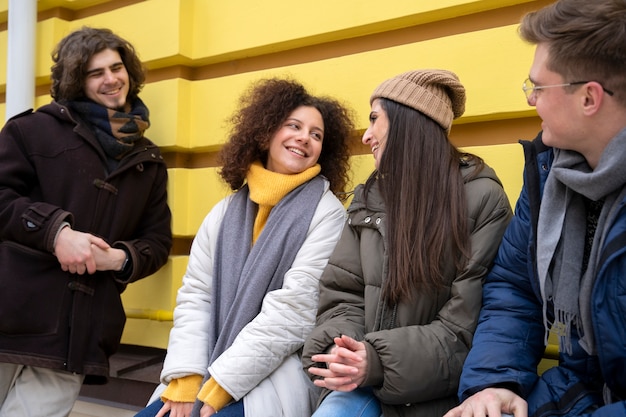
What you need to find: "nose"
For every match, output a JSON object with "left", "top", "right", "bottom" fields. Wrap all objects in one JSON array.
[
  {"left": 295, "top": 130, "right": 310, "bottom": 143},
  {"left": 103, "top": 69, "right": 116, "bottom": 83},
  {"left": 526, "top": 91, "right": 537, "bottom": 107},
  {"left": 362, "top": 127, "right": 372, "bottom": 145}
]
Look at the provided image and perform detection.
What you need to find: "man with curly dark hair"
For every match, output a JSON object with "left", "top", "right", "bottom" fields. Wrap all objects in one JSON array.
[
  {"left": 0, "top": 27, "right": 172, "bottom": 417},
  {"left": 135, "top": 77, "right": 355, "bottom": 417}
]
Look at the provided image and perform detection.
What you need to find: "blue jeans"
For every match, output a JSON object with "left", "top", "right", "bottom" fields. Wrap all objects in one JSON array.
[
  {"left": 134, "top": 399, "right": 244, "bottom": 417},
  {"left": 312, "top": 388, "right": 382, "bottom": 417}
]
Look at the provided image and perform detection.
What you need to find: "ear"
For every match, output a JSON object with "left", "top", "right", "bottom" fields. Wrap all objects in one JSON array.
[{"left": 581, "top": 82, "right": 606, "bottom": 116}]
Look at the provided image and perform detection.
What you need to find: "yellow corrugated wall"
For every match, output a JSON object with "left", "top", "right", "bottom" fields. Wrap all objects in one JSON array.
[{"left": 0, "top": 0, "right": 552, "bottom": 350}]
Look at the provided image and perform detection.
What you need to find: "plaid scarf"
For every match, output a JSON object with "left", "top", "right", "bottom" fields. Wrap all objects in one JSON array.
[{"left": 68, "top": 98, "right": 150, "bottom": 171}]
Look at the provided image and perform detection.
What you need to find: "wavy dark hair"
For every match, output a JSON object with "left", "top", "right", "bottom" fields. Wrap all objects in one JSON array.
[
  {"left": 50, "top": 26, "right": 145, "bottom": 103},
  {"left": 367, "top": 98, "right": 483, "bottom": 304},
  {"left": 219, "top": 78, "right": 355, "bottom": 196}
]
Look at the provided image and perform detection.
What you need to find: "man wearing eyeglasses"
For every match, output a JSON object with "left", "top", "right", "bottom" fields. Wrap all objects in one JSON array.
[{"left": 444, "top": 1, "right": 626, "bottom": 416}]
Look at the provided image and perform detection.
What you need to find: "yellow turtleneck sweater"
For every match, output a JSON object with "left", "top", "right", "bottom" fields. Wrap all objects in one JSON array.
[
  {"left": 161, "top": 161, "right": 321, "bottom": 411},
  {"left": 247, "top": 161, "right": 321, "bottom": 242}
]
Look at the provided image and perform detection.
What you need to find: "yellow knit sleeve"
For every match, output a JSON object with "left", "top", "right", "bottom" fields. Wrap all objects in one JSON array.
[
  {"left": 197, "top": 377, "right": 233, "bottom": 412},
  {"left": 160, "top": 374, "right": 203, "bottom": 403}
]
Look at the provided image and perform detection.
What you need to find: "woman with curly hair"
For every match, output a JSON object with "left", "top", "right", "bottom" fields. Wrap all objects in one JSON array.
[{"left": 135, "top": 77, "right": 355, "bottom": 417}]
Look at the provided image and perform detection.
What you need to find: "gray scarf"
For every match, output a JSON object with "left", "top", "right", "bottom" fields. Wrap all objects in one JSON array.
[
  {"left": 191, "top": 176, "right": 324, "bottom": 416},
  {"left": 537, "top": 128, "right": 626, "bottom": 355}
]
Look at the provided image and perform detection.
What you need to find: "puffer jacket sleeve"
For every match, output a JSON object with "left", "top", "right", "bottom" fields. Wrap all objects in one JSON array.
[
  {"left": 159, "top": 196, "right": 231, "bottom": 383},
  {"left": 209, "top": 189, "right": 346, "bottom": 400},
  {"left": 365, "top": 175, "right": 512, "bottom": 404},
  {"left": 458, "top": 169, "right": 547, "bottom": 400},
  {"left": 302, "top": 219, "right": 368, "bottom": 371}
]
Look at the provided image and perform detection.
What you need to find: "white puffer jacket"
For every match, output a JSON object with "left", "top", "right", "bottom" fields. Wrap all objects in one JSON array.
[{"left": 157, "top": 179, "right": 346, "bottom": 417}]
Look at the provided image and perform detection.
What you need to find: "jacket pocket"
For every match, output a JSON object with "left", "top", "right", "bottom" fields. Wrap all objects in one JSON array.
[{"left": 0, "top": 241, "right": 69, "bottom": 335}]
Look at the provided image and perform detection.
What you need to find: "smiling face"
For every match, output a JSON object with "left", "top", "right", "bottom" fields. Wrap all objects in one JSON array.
[
  {"left": 84, "top": 48, "right": 130, "bottom": 110},
  {"left": 528, "top": 43, "right": 584, "bottom": 152},
  {"left": 265, "top": 105, "right": 324, "bottom": 175},
  {"left": 362, "top": 98, "right": 389, "bottom": 169}
]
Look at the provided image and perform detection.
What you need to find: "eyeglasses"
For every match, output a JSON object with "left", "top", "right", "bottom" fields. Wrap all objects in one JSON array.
[{"left": 522, "top": 78, "right": 614, "bottom": 100}]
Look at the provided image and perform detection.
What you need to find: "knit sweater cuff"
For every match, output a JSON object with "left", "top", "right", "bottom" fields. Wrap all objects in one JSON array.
[
  {"left": 161, "top": 374, "right": 203, "bottom": 403},
  {"left": 197, "top": 378, "right": 233, "bottom": 411}
]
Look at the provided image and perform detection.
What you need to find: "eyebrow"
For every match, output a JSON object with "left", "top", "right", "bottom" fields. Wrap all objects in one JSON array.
[
  {"left": 286, "top": 117, "right": 324, "bottom": 133},
  {"left": 85, "top": 61, "right": 124, "bottom": 76}
]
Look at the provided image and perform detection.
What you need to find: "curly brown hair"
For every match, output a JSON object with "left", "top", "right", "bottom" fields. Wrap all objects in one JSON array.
[
  {"left": 219, "top": 78, "right": 355, "bottom": 196},
  {"left": 50, "top": 26, "right": 145, "bottom": 103}
]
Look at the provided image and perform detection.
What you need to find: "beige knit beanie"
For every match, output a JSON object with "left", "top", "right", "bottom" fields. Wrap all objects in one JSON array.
[{"left": 370, "top": 69, "right": 466, "bottom": 132}]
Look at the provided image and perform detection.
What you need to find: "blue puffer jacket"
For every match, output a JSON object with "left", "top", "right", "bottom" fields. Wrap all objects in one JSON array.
[{"left": 458, "top": 132, "right": 626, "bottom": 417}]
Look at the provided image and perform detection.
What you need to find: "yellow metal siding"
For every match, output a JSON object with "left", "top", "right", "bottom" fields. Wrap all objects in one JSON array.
[{"left": 0, "top": 0, "right": 549, "bottom": 351}]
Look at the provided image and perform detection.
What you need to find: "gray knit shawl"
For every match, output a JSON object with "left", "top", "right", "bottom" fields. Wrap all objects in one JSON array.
[{"left": 191, "top": 176, "right": 324, "bottom": 416}]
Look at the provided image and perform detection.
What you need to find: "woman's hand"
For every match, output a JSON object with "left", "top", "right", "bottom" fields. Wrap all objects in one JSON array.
[
  {"left": 308, "top": 335, "right": 368, "bottom": 391},
  {"left": 153, "top": 397, "right": 216, "bottom": 416},
  {"left": 200, "top": 403, "right": 216, "bottom": 417},
  {"left": 155, "top": 400, "right": 194, "bottom": 417}
]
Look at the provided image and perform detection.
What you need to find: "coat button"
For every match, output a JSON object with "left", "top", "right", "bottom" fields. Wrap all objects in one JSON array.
[{"left": 364, "top": 216, "right": 371, "bottom": 223}]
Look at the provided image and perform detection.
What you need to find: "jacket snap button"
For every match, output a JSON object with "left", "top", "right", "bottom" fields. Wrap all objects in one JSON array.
[{"left": 364, "top": 217, "right": 371, "bottom": 223}]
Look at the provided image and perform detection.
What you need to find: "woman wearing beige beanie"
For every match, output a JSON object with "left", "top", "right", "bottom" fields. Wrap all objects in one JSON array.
[{"left": 302, "top": 69, "right": 513, "bottom": 417}]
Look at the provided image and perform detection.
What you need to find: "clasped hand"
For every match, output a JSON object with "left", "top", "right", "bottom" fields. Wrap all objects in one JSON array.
[
  {"left": 308, "top": 334, "right": 368, "bottom": 392},
  {"left": 54, "top": 226, "right": 125, "bottom": 274}
]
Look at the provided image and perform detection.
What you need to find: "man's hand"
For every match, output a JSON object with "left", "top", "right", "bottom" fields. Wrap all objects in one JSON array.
[
  {"left": 91, "top": 244, "right": 127, "bottom": 272},
  {"left": 443, "top": 387, "right": 527, "bottom": 417},
  {"left": 54, "top": 227, "right": 110, "bottom": 275}
]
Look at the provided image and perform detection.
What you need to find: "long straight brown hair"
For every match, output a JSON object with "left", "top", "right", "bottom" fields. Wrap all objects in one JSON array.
[{"left": 368, "top": 98, "right": 483, "bottom": 304}]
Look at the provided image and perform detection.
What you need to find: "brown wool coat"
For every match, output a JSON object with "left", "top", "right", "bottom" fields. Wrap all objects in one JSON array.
[
  {"left": 0, "top": 102, "right": 172, "bottom": 383},
  {"left": 302, "top": 161, "right": 512, "bottom": 417}
]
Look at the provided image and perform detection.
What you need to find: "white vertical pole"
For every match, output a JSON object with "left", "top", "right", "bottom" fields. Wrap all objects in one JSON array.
[{"left": 6, "top": 0, "right": 37, "bottom": 119}]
